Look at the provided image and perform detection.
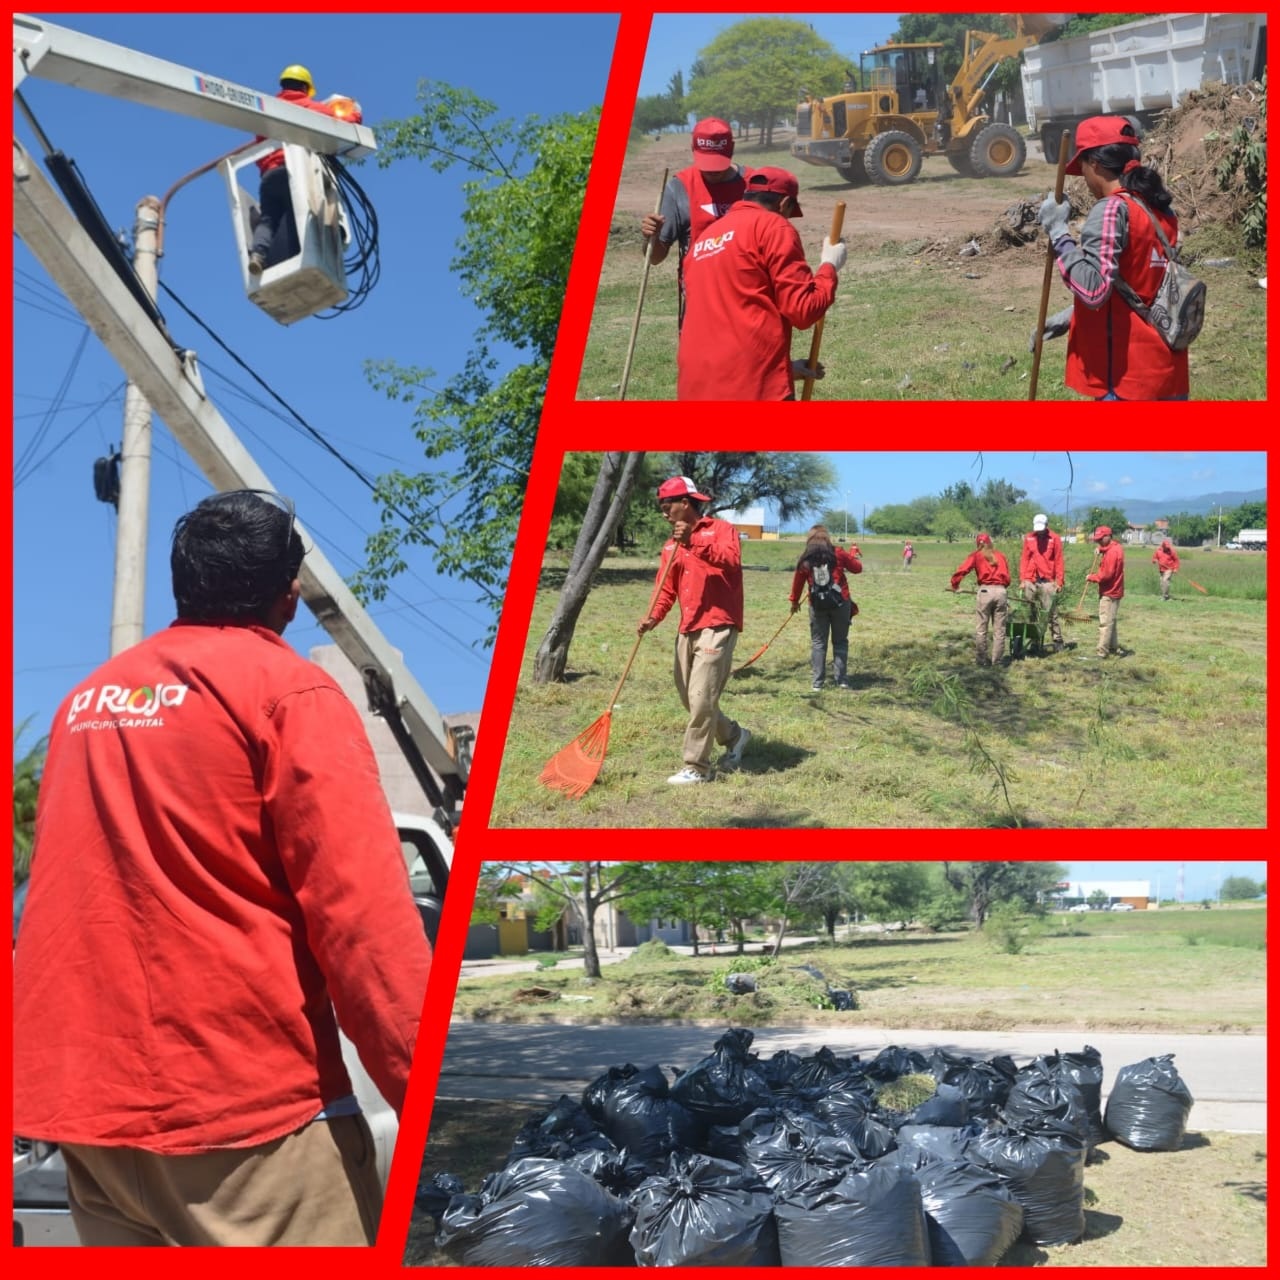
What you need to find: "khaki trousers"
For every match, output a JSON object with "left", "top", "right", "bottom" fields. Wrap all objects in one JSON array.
[
  {"left": 1022, "top": 580, "right": 1064, "bottom": 645},
  {"left": 1097, "top": 595, "right": 1121, "bottom": 656},
  {"left": 674, "top": 625, "right": 740, "bottom": 773},
  {"left": 62, "top": 1114, "right": 382, "bottom": 1247},
  {"left": 1159, "top": 569, "right": 1174, "bottom": 600},
  {"left": 975, "top": 585, "right": 1008, "bottom": 664}
]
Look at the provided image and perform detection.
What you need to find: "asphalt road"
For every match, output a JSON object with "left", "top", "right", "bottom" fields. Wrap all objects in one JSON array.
[{"left": 434, "top": 1021, "right": 1266, "bottom": 1133}]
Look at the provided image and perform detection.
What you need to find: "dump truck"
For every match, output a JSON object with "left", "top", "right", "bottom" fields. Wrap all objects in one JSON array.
[
  {"left": 791, "top": 13, "right": 1072, "bottom": 186},
  {"left": 1022, "top": 11, "right": 1268, "bottom": 164}
]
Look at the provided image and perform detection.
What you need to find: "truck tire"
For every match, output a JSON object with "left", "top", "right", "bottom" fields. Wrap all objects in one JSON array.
[
  {"left": 865, "top": 131, "right": 923, "bottom": 186},
  {"left": 946, "top": 150, "right": 975, "bottom": 177},
  {"left": 969, "top": 122, "right": 1026, "bottom": 178},
  {"left": 1041, "top": 122, "right": 1077, "bottom": 166},
  {"left": 837, "top": 153, "right": 868, "bottom": 185}
]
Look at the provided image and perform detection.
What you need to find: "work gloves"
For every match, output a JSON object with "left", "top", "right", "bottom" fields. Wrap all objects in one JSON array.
[
  {"left": 820, "top": 237, "right": 847, "bottom": 273},
  {"left": 1038, "top": 195, "right": 1073, "bottom": 245},
  {"left": 791, "top": 359, "right": 825, "bottom": 382},
  {"left": 1028, "top": 305, "right": 1073, "bottom": 352}
]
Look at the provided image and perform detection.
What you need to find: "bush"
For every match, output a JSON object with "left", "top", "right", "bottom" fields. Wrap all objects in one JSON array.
[
  {"left": 632, "top": 938, "right": 676, "bottom": 961},
  {"left": 983, "top": 902, "right": 1031, "bottom": 955}
]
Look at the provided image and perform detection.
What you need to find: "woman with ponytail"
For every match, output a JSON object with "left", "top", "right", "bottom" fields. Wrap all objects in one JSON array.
[{"left": 1036, "top": 116, "right": 1190, "bottom": 401}]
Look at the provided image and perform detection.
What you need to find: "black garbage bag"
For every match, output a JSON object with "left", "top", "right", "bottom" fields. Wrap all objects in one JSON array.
[
  {"left": 973, "top": 1127, "right": 1086, "bottom": 1245},
  {"left": 1104, "top": 1054, "right": 1195, "bottom": 1151},
  {"left": 916, "top": 1158, "right": 1024, "bottom": 1266},
  {"left": 757, "top": 1049, "right": 805, "bottom": 1088},
  {"left": 602, "top": 1063, "right": 703, "bottom": 1166},
  {"left": 436, "top": 1157, "right": 634, "bottom": 1266},
  {"left": 910, "top": 1082, "right": 970, "bottom": 1127},
  {"left": 507, "top": 1094, "right": 614, "bottom": 1163},
  {"left": 814, "top": 1081, "right": 897, "bottom": 1158},
  {"left": 866, "top": 1044, "right": 932, "bottom": 1082},
  {"left": 774, "top": 1160, "right": 932, "bottom": 1266},
  {"left": 829, "top": 988, "right": 857, "bottom": 1011},
  {"left": 930, "top": 1050, "right": 1018, "bottom": 1117},
  {"left": 670, "top": 1027, "right": 774, "bottom": 1126},
  {"left": 743, "top": 1111, "right": 863, "bottom": 1195},
  {"left": 629, "top": 1152, "right": 781, "bottom": 1266},
  {"left": 725, "top": 972, "right": 757, "bottom": 994},
  {"left": 1004, "top": 1060, "right": 1093, "bottom": 1146},
  {"left": 570, "top": 1146, "right": 652, "bottom": 1196},
  {"left": 897, "top": 1122, "right": 984, "bottom": 1164},
  {"left": 1040, "top": 1045, "right": 1107, "bottom": 1147},
  {"left": 583, "top": 1062, "right": 641, "bottom": 1123},
  {"left": 787, "top": 1045, "right": 863, "bottom": 1091},
  {"left": 414, "top": 1171, "right": 465, "bottom": 1229}
]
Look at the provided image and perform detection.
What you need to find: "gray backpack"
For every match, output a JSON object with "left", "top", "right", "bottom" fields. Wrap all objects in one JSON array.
[{"left": 1112, "top": 194, "right": 1206, "bottom": 351}]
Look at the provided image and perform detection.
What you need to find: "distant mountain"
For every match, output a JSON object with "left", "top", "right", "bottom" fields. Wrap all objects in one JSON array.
[{"left": 1073, "top": 489, "right": 1266, "bottom": 524}]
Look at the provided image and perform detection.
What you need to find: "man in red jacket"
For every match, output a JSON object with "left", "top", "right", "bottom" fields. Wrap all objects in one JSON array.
[
  {"left": 249, "top": 64, "right": 361, "bottom": 274},
  {"left": 12, "top": 490, "right": 430, "bottom": 1245},
  {"left": 950, "top": 533, "right": 1012, "bottom": 665},
  {"left": 1086, "top": 525, "right": 1127, "bottom": 656},
  {"left": 1152, "top": 537, "right": 1180, "bottom": 600},
  {"left": 638, "top": 476, "right": 749, "bottom": 782},
  {"left": 677, "top": 167, "right": 846, "bottom": 400},
  {"left": 640, "top": 117, "right": 751, "bottom": 328},
  {"left": 1019, "top": 512, "right": 1067, "bottom": 653}
]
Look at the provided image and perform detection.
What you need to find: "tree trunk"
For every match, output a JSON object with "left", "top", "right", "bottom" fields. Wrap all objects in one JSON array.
[{"left": 533, "top": 451, "right": 646, "bottom": 683}]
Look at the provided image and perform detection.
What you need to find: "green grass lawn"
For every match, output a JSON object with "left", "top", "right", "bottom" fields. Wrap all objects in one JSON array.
[{"left": 492, "top": 540, "right": 1266, "bottom": 828}]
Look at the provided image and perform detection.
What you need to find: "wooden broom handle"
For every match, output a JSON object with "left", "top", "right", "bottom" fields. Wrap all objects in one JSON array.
[
  {"left": 801, "top": 201, "right": 846, "bottom": 402},
  {"left": 610, "top": 546, "right": 678, "bottom": 710},
  {"left": 620, "top": 168, "right": 668, "bottom": 401},
  {"left": 1029, "top": 132, "right": 1071, "bottom": 401}
]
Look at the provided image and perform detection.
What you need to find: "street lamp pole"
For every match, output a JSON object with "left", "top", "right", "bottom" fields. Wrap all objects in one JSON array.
[{"left": 843, "top": 490, "right": 849, "bottom": 539}]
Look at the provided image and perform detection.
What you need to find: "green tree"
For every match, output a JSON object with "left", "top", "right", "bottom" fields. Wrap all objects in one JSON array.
[
  {"left": 1228, "top": 500, "right": 1267, "bottom": 533},
  {"left": 820, "top": 508, "right": 858, "bottom": 537},
  {"left": 1220, "top": 876, "right": 1261, "bottom": 901},
  {"left": 851, "top": 862, "right": 931, "bottom": 928},
  {"left": 634, "top": 92, "right": 686, "bottom": 135},
  {"left": 866, "top": 502, "right": 920, "bottom": 536},
  {"left": 1087, "top": 889, "right": 1109, "bottom": 909},
  {"left": 619, "top": 861, "right": 773, "bottom": 954},
  {"left": 355, "top": 84, "right": 599, "bottom": 642},
  {"left": 1085, "top": 505, "right": 1130, "bottom": 537},
  {"left": 687, "top": 18, "right": 846, "bottom": 147},
  {"left": 659, "top": 452, "right": 837, "bottom": 523},
  {"left": 930, "top": 502, "right": 972, "bottom": 543},
  {"left": 1164, "top": 511, "right": 1211, "bottom": 545},
  {"left": 13, "top": 719, "right": 47, "bottom": 886},
  {"left": 942, "top": 861, "right": 1066, "bottom": 927}
]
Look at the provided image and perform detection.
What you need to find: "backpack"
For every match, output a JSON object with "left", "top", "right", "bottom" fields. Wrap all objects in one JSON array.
[
  {"left": 806, "top": 550, "right": 844, "bottom": 611},
  {"left": 1112, "top": 194, "right": 1206, "bottom": 351}
]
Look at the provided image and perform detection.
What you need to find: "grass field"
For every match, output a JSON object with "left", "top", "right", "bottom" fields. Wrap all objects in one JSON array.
[
  {"left": 578, "top": 142, "right": 1268, "bottom": 403},
  {"left": 491, "top": 540, "right": 1267, "bottom": 828},
  {"left": 451, "top": 907, "right": 1267, "bottom": 1034}
]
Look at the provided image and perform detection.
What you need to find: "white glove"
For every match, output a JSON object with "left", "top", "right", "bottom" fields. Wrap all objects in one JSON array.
[
  {"left": 820, "top": 237, "right": 847, "bottom": 273},
  {"left": 1038, "top": 195, "right": 1072, "bottom": 244}
]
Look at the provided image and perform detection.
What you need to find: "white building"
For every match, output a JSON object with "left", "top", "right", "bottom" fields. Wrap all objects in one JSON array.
[{"left": 1061, "top": 880, "right": 1152, "bottom": 908}]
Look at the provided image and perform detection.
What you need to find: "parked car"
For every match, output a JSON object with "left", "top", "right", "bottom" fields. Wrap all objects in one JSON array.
[
  {"left": 13, "top": 812, "right": 449, "bottom": 1246},
  {"left": 1067, "top": 903, "right": 1092, "bottom": 913},
  {"left": 1110, "top": 902, "right": 1135, "bottom": 911}
]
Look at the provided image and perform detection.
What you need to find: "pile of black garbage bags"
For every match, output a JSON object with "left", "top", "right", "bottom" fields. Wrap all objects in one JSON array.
[{"left": 421, "top": 1029, "right": 1194, "bottom": 1266}]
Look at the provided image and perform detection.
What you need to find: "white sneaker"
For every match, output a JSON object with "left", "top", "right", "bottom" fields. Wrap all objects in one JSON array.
[
  {"left": 667, "top": 766, "right": 709, "bottom": 785},
  {"left": 721, "top": 726, "right": 752, "bottom": 767},
  {"left": 812, "top": 682, "right": 824, "bottom": 692}
]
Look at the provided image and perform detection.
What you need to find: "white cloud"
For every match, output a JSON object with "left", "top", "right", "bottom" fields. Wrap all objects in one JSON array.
[
  {"left": 1192, "top": 468, "right": 1215, "bottom": 481},
  {"left": 1118, "top": 476, "right": 1133, "bottom": 486},
  {"left": 1087, "top": 480, "right": 1108, "bottom": 493}
]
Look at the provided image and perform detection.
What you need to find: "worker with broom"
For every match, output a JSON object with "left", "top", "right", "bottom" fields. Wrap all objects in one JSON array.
[
  {"left": 1152, "top": 537, "right": 1180, "bottom": 600},
  {"left": 675, "top": 167, "right": 846, "bottom": 400},
  {"left": 1085, "top": 525, "right": 1128, "bottom": 657},
  {"left": 1018, "top": 512, "right": 1066, "bottom": 653},
  {"left": 637, "top": 477, "right": 749, "bottom": 784},
  {"left": 949, "top": 533, "right": 1012, "bottom": 666}
]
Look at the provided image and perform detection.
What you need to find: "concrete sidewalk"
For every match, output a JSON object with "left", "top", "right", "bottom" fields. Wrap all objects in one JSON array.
[{"left": 434, "top": 1021, "right": 1266, "bottom": 1133}]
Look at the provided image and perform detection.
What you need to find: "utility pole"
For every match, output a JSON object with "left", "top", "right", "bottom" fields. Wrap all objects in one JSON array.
[
  {"left": 1216, "top": 505, "right": 1223, "bottom": 547},
  {"left": 843, "top": 490, "right": 850, "bottom": 539},
  {"left": 109, "top": 196, "right": 161, "bottom": 655}
]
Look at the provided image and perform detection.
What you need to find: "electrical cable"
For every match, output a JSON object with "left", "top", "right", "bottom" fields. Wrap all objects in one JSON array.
[{"left": 318, "top": 156, "right": 380, "bottom": 315}]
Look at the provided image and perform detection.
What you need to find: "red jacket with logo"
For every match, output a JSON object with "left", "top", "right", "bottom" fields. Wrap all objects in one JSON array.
[
  {"left": 677, "top": 201, "right": 838, "bottom": 401},
  {"left": 650, "top": 516, "right": 744, "bottom": 632},
  {"left": 13, "top": 620, "right": 430, "bottom": 1153},
  {"left": 789, "top": 547, "right": 863, "bottom": 605},
  {"left": 256, "top": 88, "right": 360, "bottom": 175},
  {"left": 1089, "top": 541, "right": 1126, "bottom": 598},
  {"left": 1019, "top": 530, "right": 1065, "bottom": 587},
  {"left": 1055, "top": 191, "right": 1190, "bottom": 400},
  {"left": 1152, "top": 544, "right": 1180, "bottom": 572},
  {"left": 951, "top": 548, "right": 1011, "bottom": 590}
]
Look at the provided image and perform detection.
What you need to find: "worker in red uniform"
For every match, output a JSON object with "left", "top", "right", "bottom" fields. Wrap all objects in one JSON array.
[
  {"left": 1019, "top": 512, "right": 1066, "bottom": 653},
  {"left": 1152, "top": 537, "right": 1180, "bottom": 600},
  {"left": 640, "top": 117, "right": 751, "bottom": 328},
  {"left": 788, "top": 525, "right": 863, "bottom": 691},
  {"left": 638, "top": 476, "right": 748, "bottom": 783},
  {"left": 950, "top": 533, "right": 1012, "bottom": 666},
  {"left": 676, "top": 167, "right": 846, "bottom": 401},
  {"left": 249, "top": 64, "right": 362, "bottom": 274},
  {"left": 13, "top": 490, "right": 429, "bottom": 1246},
  {"left": 1086, "top": 525, "right": 1128, "bottom": 656},
  {"left": 1035, "top": 116, "right": 1190, "bottom": 400}
]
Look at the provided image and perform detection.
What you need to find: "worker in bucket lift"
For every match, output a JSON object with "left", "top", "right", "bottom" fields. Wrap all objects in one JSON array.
[{"left": 248, "top": 64, "right": 362, "bottom": 275}]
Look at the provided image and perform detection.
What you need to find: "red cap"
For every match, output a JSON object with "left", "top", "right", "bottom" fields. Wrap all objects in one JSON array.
[
  {"left": 691, "top": 117, "right": 734, "bottom": 171},
  {"left": 657, "top": 475, "right": 710, "bottom": 502},
  {"left": 744, "top": 167, "right": 803, "bottom": 218},
  {"left": 1065, "top": 116, "right": 1141, "bottom": 175},
  {"left": 976, "top": 532, "right": 993, "bottom": 545},
  {"left": 1090, "top": 526, "right": 1113, "bottom": 541}
]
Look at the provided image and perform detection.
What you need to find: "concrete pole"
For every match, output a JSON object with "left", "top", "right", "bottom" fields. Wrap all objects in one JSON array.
[{"left": 109, "top": 196, "right": 161, "bottom": 656}]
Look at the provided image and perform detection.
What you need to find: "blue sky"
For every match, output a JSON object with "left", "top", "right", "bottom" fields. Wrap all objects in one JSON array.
[
  {"left": 1061, "top": 862, "right": 1267, "bottom": 902},
  {"left": 640, "top": 12, "right": 904, "bottom": 98},
  {"left": 813, "top": 452, "right": 1266, "bottom": 529},
  {"left": 12, "top": 11, "right": 617, "bottom": 744}
]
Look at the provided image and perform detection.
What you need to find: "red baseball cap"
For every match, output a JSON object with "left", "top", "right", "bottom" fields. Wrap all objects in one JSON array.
[
  {"left": 1090, "top": 526, "right": 1113, "bottom": 541},
  {"left": 745, "top": 166, "right": 803, "bottom": 217},
  {"left": 657, "top": 475, "right": 710, "bottom": 502},
  {"left": 1065, "top": 115, "right": 1141, "bottom": 175},
  {"left": 976, "top": 532, "right": 993, "bottom": 545},
  {"left": 691, "top": 117, "right": 734, "bottom": 171}
]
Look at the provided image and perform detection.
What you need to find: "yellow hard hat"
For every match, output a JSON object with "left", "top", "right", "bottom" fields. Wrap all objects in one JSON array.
[{"left": 279, "top": 64, "right": 315, "bottom": 96}]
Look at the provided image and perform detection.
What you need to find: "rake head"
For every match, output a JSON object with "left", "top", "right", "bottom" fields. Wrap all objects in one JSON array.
[{"left": 538, "top": 711, "right": 614, "bottom": 799}]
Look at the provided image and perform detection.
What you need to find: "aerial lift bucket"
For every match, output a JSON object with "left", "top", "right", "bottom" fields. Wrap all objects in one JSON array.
[{"left": 221, "top": 140, "right": 350, "bottom": 325}]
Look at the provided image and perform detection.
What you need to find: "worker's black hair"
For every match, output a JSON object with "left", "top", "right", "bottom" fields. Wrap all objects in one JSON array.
[
  {"left": 743, "top": 190, "right": 785, "bottom": 211},
  {"left": 1085, "top": 142, "right": 1175, "bottom": 216},
  {"left": 171, "top": 491, "right": 305, "bottom": 623}
]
